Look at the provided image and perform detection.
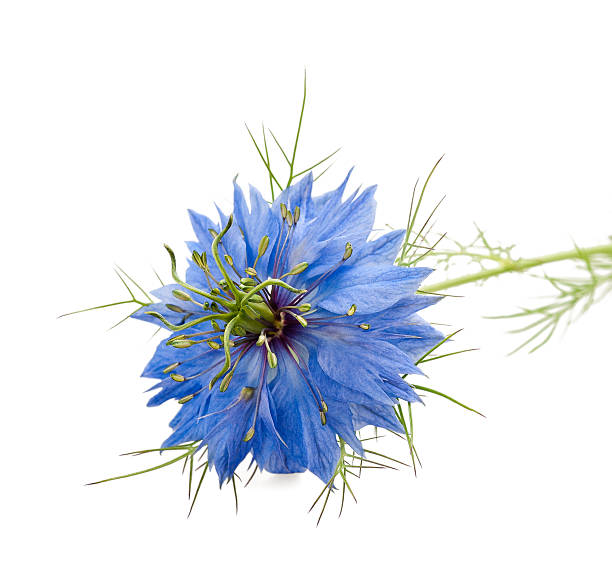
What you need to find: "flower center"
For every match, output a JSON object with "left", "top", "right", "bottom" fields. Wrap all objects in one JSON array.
[{"left": 150, "top": 202, "right": 363, "bottom": 422}]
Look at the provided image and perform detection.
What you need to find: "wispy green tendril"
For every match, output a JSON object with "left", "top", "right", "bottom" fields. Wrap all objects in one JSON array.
[{"left": 245, "top": 71, "right": 340, "bottom": 200}]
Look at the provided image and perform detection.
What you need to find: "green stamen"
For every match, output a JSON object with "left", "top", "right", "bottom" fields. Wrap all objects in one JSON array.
[
  {"left": 343, "top": 242, "right": 353, "bottom": 261},
  {"left": 163, "top": 362, "right": 179, "bottom": 373},
  {"left": 172, "top": 289, "right": 192, "bottom": 302},
  {"left": 253, "top": 236, "right": 269, "bottom": 268},
  {"left": 280, "top": 261, "right": 308, "bottom": 279},
  {"left": 267, "top": 350, "right": 278, "bottom": 368}
]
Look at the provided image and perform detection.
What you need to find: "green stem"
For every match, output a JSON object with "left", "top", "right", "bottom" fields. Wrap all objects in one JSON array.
[{"left": 422, "top": 242, "right": 612, "bottom": 294}]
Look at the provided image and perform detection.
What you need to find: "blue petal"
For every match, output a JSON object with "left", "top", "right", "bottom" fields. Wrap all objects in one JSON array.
[
  {"left": 287, "top": 185, "right": 377, "bottom": 280},
  {"left": 309, "top": 169, "right": 353, "bottom": 218},
  {"left": 203, "top": 395, "right": 254, "bottom": 485},
  {"left": 251, "top": 380, "right": 300, "bottom": 474},
  {"left": 321, "top": 397, "right": 364, "bottom": 456},
  {"left": 357, "top": 229, "right": 405, "bottom": 262},
  {"left": 188, "top": 210, "right": 218, "bottom": 249},
  {"left": 269, "top": 345, "right": 340, "bottom": 482},
  {"left": 233, "top": 182, "right": 280, "bottom": 278},
  {"left": 307, "top": 350, "right": 395, "bottom": 407},
  {"left": 316, "top": 266, "right": 433, "bottom": 314},
  {"left": 272, "top": 172, "right": 314, "bottom": 215},
  {"left": 378, "top": 373, "right": 423, "bottom": 404},
  {"left": 350, "top": 401, "right": 404, "bottom": 434},
  {"left": 214, "top": 206, "right": 247, "bottom": 272},
  {"left": 300, "top": 324, "right": 423, "bottom": 389}
]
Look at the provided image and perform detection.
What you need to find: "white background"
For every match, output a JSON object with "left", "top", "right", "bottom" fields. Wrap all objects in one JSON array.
[{"left": 2, "top": 2, "right": 611, "bottom": 576}]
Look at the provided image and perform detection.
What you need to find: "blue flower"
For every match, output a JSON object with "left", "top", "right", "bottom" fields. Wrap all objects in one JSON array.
[{"left": 133, "top": 173, "right": 442, "bottom": 484}]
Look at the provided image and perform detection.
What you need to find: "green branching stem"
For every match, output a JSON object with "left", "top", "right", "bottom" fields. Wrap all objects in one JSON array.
[{"left": 421, "top": 242, "right": 612, "bottom": 294}]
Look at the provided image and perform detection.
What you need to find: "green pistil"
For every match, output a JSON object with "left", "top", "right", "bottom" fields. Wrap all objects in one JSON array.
[
  {"left": 211, "top": 215, "right": 242, "bottom": 302},
  {"left": 241, "top": 278, "right": 306, "bottom": 303},
  {"left": 164, "top": 244, "right": 233, "bottom": 309},
  {"left": 145, "top": 310, "right": 233, "bottom": 331},
  {"left": 209, "top": 315, "right": 240, "bottom": 389},
  {"left": 157, "top": 212, "right": 312, "bottom": 393}
]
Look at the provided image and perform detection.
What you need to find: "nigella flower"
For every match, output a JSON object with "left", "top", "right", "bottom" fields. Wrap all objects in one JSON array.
[{"left": 132, "top": 172, "right": 443, "bottom": 484}]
